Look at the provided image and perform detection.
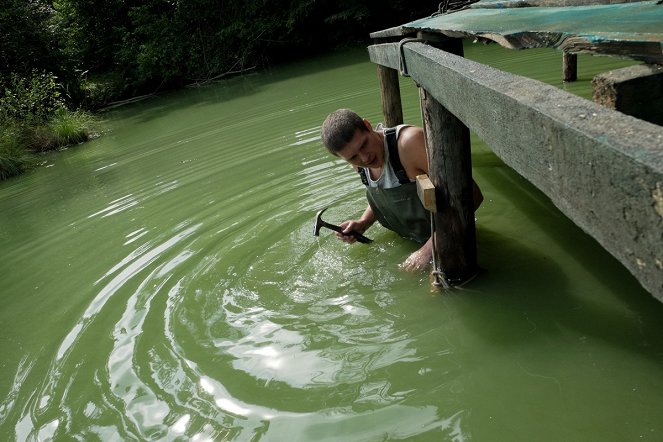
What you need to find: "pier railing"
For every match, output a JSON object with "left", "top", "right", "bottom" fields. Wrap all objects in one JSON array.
[{"left": 368, "top": 40, "right": 663, "bottom": 301}]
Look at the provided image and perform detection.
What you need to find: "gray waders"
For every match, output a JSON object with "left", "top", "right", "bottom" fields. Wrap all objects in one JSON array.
[{"left": 359, "top": 126, "right": 430, "bottom": 244}]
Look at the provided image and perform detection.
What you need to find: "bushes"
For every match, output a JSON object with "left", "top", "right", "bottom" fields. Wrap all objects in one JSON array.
[
  {"left": 79, "top": 72, "right": 126, "bottom": 109},
  {"left": 0, "top": 71, "right": 65, "bottom": 124},
  {"left": 0, "top": 70, "right": 96, "bottom": 180}
]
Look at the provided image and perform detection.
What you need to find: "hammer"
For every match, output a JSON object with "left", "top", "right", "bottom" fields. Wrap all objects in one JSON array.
[{"left": 313, "top": 208, "right": 372, "bottom": 244}]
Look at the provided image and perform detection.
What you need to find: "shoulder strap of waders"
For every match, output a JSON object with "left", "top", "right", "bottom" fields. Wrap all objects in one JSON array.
[
  {"left": 356, "top": 126, "right": 409, "bottom": 187},
  {"left": 384, "top": 127, "right": 410, "bottom": 185},
  {"left": 358, "top": 167, "right": 369, "bottom": 186}
]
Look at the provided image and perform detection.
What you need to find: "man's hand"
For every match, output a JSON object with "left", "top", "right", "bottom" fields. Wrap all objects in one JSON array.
[
  {"left": 336, "top": 205, "right": 375, "bottom": 244},
  {"left": 336, "top": 220, "right": 368, "bottom": 244},
  {"left": 399, "top": 238, "right": 433, "bottom": 272}
]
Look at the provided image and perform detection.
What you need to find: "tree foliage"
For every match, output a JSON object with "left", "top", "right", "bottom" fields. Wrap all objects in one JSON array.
[
  {"left": 1, "top": 0, "right": 436, "bottom": 179},
  {"left": 0, "top": 1, "right": 58, "bottom": 76},
  {"left": 3, "top": 0, "right": 437, "bottom": 105},
  {"left": 0, "top": 71, "right": 65, "bottom": 124}
]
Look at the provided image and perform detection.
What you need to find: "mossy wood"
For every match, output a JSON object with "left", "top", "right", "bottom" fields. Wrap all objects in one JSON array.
[{"left": 368, "top": 41, "right": 663, "bottom": 301}]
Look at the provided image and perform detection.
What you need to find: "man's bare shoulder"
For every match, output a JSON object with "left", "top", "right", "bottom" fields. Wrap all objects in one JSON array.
[
  {"left": 398, "top": 126, "right": 425, "bottom": 152},
  {"left": 397, "top": 126, "right": 428, "bottom": 176}
]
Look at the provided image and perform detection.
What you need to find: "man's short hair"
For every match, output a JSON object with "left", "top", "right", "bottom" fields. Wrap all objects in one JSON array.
[{"left": 320, "top": 109, "right": 369, "bottom": 155}]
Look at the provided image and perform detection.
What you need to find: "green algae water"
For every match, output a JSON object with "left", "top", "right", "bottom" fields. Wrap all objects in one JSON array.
[{"left": 1, "top": 44, "right": 663, "bottom": 441}]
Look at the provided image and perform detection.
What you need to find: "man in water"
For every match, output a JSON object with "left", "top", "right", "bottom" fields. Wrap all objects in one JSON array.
[{"left": 320, "top": 108, "right": 482, "bottom": 271}]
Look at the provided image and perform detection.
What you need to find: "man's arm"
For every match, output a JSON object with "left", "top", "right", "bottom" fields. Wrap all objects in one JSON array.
[
  {"left": 396, "top": 127, "right": 434, "bottom": 270},
  {"left": 398, "top": 126, "right": 485, "bottom": 271},
  {"left": 401, "top": 180, "right": 482, "bottom": 271},
  {"left": 397, "top": 127, "right": 429, "bottom": 177},
  {"left": 400, "top": 237, "right": 433, "bottom": 271},
  {"left": 399, "top": 126, "right": 484, "bottom": 210}
]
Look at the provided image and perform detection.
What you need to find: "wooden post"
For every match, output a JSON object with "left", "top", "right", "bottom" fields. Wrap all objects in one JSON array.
[
  {"left": 420, "top": 39, "right": 478, "bottom": 285},
  {"left": 563, "top": 52, "right": 577, "bottom": 82},
  {"left": 377, "top": 65, "right": 403, "bottom": 127}
]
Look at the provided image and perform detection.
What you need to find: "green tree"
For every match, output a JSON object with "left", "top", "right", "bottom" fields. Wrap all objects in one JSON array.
[
  {"left": 7, "top": 0, "right": 439, "bottom": 105},
  {"left": 0, "top": 0, "right": 57, "bottom": 78}
]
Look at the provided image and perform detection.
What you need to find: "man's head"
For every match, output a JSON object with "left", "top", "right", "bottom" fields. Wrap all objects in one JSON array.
[
  {"left": 321, "top": 108, "right": 384, "bottom": 169},
  {"left": 321, "top": 109, "right": 370, "bottom": 155}
]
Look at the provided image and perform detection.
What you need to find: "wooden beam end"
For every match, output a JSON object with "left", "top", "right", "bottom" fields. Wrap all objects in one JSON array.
[{"left": 416, "top": 174, "right": 437, "bottom": 212}]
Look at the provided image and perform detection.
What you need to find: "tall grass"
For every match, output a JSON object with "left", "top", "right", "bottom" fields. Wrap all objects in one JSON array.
[
  {"left": 0, "top": 70, "right": 99, "bottom": 181},
  {"left": 0, "top": 109, "right": 97, "bottom": 180},
  {"left": 45, "top": 109, "right": 97, "bottom": 149},
  {"left": 0, "top": 125, "right": 35, "bottom": 180}
]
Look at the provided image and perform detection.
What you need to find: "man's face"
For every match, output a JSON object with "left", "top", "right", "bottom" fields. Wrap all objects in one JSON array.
[{"left": 336, "top": 122, "right": 383, "bottom": 169}]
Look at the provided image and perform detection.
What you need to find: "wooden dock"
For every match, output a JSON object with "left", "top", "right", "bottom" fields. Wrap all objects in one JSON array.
[{"left": 368, "top": 0, "right": 663, "bottom": 300}]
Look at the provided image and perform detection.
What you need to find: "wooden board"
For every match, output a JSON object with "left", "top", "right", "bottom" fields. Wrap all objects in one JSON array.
[{"left": 416, "top": 174, "right": 437, "bottom": 212}]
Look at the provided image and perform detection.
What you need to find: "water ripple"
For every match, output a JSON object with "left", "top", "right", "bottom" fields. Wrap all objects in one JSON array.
[{"left": 4, "top": 45, "right": 651, "bottom": 442}]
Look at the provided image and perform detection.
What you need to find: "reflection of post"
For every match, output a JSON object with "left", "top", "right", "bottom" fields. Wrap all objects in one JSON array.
[
  {"left": 563, "top": 52, "right": 577, "bottom": 82},
  {"left": 420, "top": 39, "right": 478, "bottom": 285},
  {"left": 377, "top": 65, "right": 403, "bottom": 127}
]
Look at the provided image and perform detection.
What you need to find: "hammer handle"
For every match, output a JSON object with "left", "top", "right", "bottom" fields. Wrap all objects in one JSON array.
[{"left": 322, "top": 221, "right": 373, "bottom": 244}]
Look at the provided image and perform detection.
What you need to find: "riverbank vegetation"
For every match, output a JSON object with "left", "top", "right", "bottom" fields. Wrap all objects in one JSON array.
[
  {"left": 1, "top": 0, "right": 434, "bottom": 180},
  {"left": 0, "top": 70, "right": 97, "bottom": 179}
]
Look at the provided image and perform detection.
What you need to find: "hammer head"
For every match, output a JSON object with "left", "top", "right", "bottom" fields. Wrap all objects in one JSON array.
[{"left": 313, "top": 207, "right": 328, "bottom": 236}]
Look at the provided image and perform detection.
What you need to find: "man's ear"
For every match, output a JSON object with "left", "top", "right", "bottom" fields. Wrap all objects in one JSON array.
[{"left": 362, "top": 119, "right": 372, "bottom": 131}]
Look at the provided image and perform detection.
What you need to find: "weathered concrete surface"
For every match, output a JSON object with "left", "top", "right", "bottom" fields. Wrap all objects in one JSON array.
[
  {"left": 369, "top": 41, "right": 663, "bottom": 301},
  {"left": 593, "top": 64, "right": 663, "bottom": 126}
]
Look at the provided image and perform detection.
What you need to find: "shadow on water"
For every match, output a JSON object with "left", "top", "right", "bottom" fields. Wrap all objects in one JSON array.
[
  {"left": 470, "top": 226, "right": 663, "bottom": 352},
  {"left": 465, "top": 161, "right": 663, "bottom": 366}
]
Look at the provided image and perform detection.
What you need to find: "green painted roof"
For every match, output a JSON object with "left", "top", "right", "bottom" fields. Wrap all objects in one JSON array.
[{"left": 397, "top": 0, "right": 663, "bottom": 62}]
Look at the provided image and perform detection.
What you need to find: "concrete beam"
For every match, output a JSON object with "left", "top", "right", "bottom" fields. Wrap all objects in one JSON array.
[
  {"left": 368, "top": 41, "right": 663, "bottom": 301},
  {"left": 592, "top": 64, "right": 663, "bottom": 126}
]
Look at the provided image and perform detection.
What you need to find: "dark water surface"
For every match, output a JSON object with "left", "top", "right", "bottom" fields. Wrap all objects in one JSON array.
[{"left": 1, "top": 44, "right": 662, "bottom": 441}]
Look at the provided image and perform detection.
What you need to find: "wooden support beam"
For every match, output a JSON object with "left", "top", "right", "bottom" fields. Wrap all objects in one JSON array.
[
  {"left": 421, "top": 86, "right": 478, "bottom": 284},
  {"left": 417, "top": 38, "right": 478, "bottom": 285},
  {"left": 368, "top": 41, "right": 663, "bottom": 301},
  {"left": 563, "top": 52, "right": 577, "bottom": 82},
  {"left": 592, "top": 64, "right": 663, "bottom": 126},
  {"left": 376, "top": 65, "right": 403, "bottom": 127}
]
